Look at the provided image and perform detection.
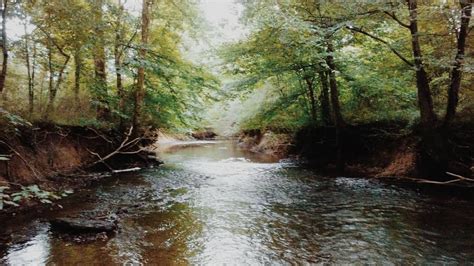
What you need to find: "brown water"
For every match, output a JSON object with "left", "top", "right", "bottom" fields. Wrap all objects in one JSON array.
[{"left": 1, "top": 140, "right": 474, "bottom": 265}]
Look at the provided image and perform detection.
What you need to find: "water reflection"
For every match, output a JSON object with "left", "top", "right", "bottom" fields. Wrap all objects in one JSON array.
[{"left": 1, "top": 140, "right": 474, "bottom": 264}]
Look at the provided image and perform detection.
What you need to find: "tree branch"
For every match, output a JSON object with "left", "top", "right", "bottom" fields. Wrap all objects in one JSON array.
[
  {"left": 346, "top": 26, "right": 414, "bottom": 67},
  {"left": 383, "top": 11, "right": 410, "bottom": 28},
  {"left": 87, "top": 126, "right": 145, "bottom": 170}
]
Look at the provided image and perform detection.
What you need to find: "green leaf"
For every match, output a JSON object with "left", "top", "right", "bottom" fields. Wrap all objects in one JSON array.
[
  {"left": 51, "top": 194, "right": 61, "bottom": 200},
  {"left": 28, "top": 185, "right": 41, "bottom": 193},
  {"left": 4, "top": 200, "right": 19, "bottom": 207},
  {"left": 13, "top": 195, "right": 22, "bottom": 202},
  {"left": 40, "top": 199, "right": 53, "bottom": 204}
]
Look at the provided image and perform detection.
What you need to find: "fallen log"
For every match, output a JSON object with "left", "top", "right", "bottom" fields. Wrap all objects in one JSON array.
[{"left": 50, "top": 218, "right": 118, "bottom": 234}]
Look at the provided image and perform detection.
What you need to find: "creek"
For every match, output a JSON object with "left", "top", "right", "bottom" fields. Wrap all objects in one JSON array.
[{"left": 1, "top": 140, "right": 474, "bottom": 264}]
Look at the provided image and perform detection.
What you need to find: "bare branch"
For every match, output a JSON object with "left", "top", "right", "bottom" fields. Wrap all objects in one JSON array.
[
  {"left": 87, "top": 127, "right": 146, "bottom": 170},
  {"left": 87, "top": 127, "right": 113, "bottom": 143}
]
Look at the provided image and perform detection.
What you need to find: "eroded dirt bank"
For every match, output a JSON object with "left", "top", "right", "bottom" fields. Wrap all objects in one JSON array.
[
  {"left": 0, "top": 120, "right": 156, "bottom": 215},
  {"left": 238, "top": 122, "right": 474, "bottom": 181}
]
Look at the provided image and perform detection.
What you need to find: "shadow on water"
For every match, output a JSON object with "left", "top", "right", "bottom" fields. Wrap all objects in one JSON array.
[{"left": 1, "top": 140, "right": 474, "bottom": 264}]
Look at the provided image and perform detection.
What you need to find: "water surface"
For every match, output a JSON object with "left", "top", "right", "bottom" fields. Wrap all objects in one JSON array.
[{"left": 1, "top": 141, "right": 474, "bottom": 264}]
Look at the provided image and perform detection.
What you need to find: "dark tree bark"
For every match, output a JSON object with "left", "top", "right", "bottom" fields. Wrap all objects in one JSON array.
[
  {"left": 319, "top": 70, "right": 332, "bottom": 126},
  {"left": 304, "top": 76, "right": 318, "bottom": 123},
  {"left": 115, "top": 0, "right": 125, "bottom": 126},
  {"left": 407, "top": 0, "right": 437, "bottom": 127},
  {"left": 326, "top": 42, "right": 345, "bottom": 128},
  {"left": 23, "top": 22, "right": 34, "bottom": 117},
  {"left": 347, "top": 1, "right": 437, "bottom": 128},
  {"left": 326, "top": 40, "right": 346, "bottom": 172},
  {"left": 444, "top": 0, "right": 472, "bottom": 125},
  {"left": 133, "top": 0, "right": 151, "bottom": 133},
  {"left": 74, "top": 51, "right": 82, "bottom": 105},
  {"left": 30, "top": 43, "right": 36, "bottom": 116},
  {"left": 45, "top": 40, "right": 54, "bottom": 118},
  {"left": 0, "top": 0, "right": 8, "bottom": 94}
]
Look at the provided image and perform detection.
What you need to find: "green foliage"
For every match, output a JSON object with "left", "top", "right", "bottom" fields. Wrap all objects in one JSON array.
[
  {"left": 1, "top": 184, "right": 75, "bottom": 211},
  {"left": 1, "top": 0, "right": 472, "bottom": 135},
  {"left": 2, "top": 0, "right": 218, "bottom": 132},
  {"left": 0, "top": 186, "right": 18, "bottom": 210},
  {"left": 216, "top": 0, "right": 473, "bottom": 133},
  {"left": 8, "top": 185, "right": 74, "bottom": 207}
]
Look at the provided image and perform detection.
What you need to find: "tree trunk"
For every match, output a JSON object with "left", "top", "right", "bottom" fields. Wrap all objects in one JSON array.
[
  {"left": 319, "top": 69, "right": 332, "bottom": 125},
  {"left": 74, "top": 51, "right": 82, "bottom": 105},
  {"left": 24, "top": 22, "right": 34, "bottom": 117},
  {"left": 407, "top": 0, "right": 437, "bottom": 127},
  {"left": 326, "top": 41, "right": 345, "bottom": 127},
  {"left": 0, "top": 0, "right": 8, "bottom": 94},
  {"left": 30, "top": 43, "right": 36, "bottom": 116},
  {"left": 326, "top": 43, "right": 345, "bottom": 128},
  {"left": 45, "top": 40, "right": 54, "bottom": 119},
  {"left": 444, "top": 0, "right": 472, "bottom": 125},
  {"left": 115, "top": 0, "right": 125, "bottom": 126},
  {"left": 93, "top": 0, "right": 109, "bottom": 121},
  {"left": 326, "top": 40, "right": 345, "bottom": 172},
  {"left": 304, "top": 76, "right": 317, "bottom": 123},
  {"left": 44, "top": 39, "right": 70, "bottom": 120},
  {"left": 133, "top": 0, "right": 151, "bottom": 133}
]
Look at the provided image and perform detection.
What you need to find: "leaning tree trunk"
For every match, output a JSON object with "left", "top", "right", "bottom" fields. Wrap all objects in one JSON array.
[
  {"left": 444, "top": 0, "right": 472, "bottom": 125},
  {"left": 0, "top": 0, "right": 8, "bottom": 94},
  {"left": 133, "top": 0, "right": 151, "bottom": 134},
  {"left": 407, "top": 0, "right": 455, "bottom": 179},
  {"left": 407, "top": 0, "right": 437, "bottom": 128}
]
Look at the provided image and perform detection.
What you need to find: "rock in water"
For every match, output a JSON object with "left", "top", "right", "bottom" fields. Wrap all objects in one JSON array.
[{"left": 50, "top": 218, "right": 117, "bottom": 234}]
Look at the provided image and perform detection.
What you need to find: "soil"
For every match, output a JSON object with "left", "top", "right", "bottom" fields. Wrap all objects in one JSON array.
[
  {"left": 238, "top": 121, "right": 474, "bottom": 181},
  {"left": 0, "top": 121, "right": 158, "bottom": 216}
]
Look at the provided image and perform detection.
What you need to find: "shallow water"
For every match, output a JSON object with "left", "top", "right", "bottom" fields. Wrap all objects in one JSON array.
[{"left": 1, "top": 140, "right": 474, "bottom": 265}]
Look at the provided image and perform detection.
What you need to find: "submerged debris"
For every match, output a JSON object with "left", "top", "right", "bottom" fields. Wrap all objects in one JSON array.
[{"left": 50, "top": 217, "right": 118, "bottom": 235}]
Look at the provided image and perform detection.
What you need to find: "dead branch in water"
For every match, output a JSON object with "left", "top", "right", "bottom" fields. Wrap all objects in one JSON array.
[
  {"left": 382, "top": 172, "right": 474, "bottom": 186},
  {"left": 112, "top": 167, "right": 141, "bottom": 174}
]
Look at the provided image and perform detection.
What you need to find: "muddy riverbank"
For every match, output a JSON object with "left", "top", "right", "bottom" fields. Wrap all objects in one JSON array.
[
  {"left": 238, "top": 122, "right": 474, "bottom": 182},
  {"left": 0, "top": 119, "right": 157, "bottom": 216}
]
